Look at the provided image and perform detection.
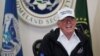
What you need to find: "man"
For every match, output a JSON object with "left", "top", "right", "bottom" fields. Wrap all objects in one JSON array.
[{"left": 38, "top": 7, "right": 93, "bottom": 56}]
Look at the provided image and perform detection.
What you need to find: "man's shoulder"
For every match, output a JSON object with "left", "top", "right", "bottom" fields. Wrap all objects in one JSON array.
[
  {"left": 75, "top": 29, "right": 90, "bottom": 42},
  {"left": 42, "top": 28, "right": 60, "bottom": 42}
]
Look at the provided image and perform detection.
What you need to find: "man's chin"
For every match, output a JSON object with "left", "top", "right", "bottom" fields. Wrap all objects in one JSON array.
[
  {"left": 65, "top": 28, "right": 74, "bottom": 32},
  {"left": 66, "top": 28, "right": 73, "bottom": 30}
]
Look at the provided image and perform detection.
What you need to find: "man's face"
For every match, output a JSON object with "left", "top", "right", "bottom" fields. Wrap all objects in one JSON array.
[{"left": 58, "top": 16, "right": 77, "bottom": 33}]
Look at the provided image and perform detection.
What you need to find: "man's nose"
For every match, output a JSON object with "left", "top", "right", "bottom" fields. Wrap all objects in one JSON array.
[
  {"left": 66, "top": 19, "right": 71, "bottom": 24},
  {"left": 67, "top": 21, "right": 71, "bottom": 24}
]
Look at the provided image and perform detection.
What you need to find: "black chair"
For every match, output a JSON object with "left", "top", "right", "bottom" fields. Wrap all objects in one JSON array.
[{"left": 32, "top": 39, "right": 42, "bottom": 56}]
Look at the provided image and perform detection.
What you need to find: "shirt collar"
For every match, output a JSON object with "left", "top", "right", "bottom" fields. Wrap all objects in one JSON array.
[{"left": 58, "top": 29, "right": 80, "bottom": 41}]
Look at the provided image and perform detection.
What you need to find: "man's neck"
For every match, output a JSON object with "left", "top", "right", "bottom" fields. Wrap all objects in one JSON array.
[{"left": 63, "top": 31, "right": 74, "bottom": 40}]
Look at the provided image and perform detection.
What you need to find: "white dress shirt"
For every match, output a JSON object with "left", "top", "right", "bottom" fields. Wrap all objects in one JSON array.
[{"left": 57, "top": 30, "right": 80, "bottom": 56}]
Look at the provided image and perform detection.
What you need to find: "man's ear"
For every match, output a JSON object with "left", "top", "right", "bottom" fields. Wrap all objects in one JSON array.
[
  {"left": 57, "top": 20, "right": 61, "bottom": 28},
  {"left": 74, "top": 19, "right": 77, "bottom": 25}
]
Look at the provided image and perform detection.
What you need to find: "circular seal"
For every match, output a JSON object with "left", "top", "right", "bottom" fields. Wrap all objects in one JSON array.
[{"left": 17, "top": 0, "right": 76, "bottom": 27}]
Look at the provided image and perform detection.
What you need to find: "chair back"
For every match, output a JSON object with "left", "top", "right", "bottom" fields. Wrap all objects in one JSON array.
[{"left": 32, "top": 39, "right": 42, "bottom": 56}]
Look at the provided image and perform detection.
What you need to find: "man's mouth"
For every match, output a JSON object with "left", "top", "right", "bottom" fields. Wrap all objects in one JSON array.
[{"left": 66, "top": 25, "right": 72, "bottom": 28}]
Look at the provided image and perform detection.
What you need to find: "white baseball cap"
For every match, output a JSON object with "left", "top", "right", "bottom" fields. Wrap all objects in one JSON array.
[{"left": 57, "top": 7, "right": 75, "bottom": 20}]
